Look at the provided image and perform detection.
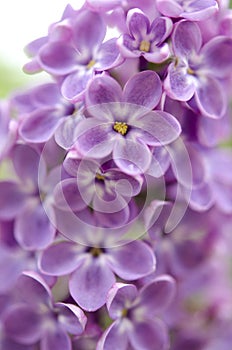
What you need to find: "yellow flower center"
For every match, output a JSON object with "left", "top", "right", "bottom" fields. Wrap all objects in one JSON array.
[
  {"left": 139, "top": 40, "right": 150, "bottom": 52},
  {"left": 90, "top": 247, "right": 102, "bottom": 257},
  {"left": 95, "top": 173, "right": 105, "bottom": 181},
  {"left": 86, "top": 59, "right": 96, "bottom": 69},
  {"left": 187, "top": 67, "right": 195, "bottom": 75},
  {"left": 113, "top": 122, "right": 128, "bottom": 136}
]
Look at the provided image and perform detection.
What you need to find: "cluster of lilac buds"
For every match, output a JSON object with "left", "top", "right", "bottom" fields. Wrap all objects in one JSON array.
[{"left": 1, "top": 0, "right": 232, "bottom": 349}]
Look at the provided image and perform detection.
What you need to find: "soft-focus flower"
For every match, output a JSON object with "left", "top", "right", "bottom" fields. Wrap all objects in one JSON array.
[
  {"left": 97, "top": 276, "right": 176, "bottom": 350},
  {"left": 2, "top": 272, "right": 87, "bottom": 350},
  {"left": 39, "top": 237, "right": 156, "bottom": 312},
  {"left": 156, "top": 0, "right": 219, "bottom": 21},
  {"left": 164, "top": 20, "right": 232, "bottom": 118}
]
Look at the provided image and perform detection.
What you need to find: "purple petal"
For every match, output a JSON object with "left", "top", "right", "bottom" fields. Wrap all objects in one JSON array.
[
  {"left": 19, "top": 108, "right": 63, "bottom": 143},
  {"left": 31, "top": 83, "right": 62, "bottom": 107},
  {"left": 75, "top": 120, "right": 114, "bottom": 158},
  {"left": 127, "top": 9, "right": 150, "bottom": 40},
  {"left": 0, "top": 181, "right": 26, "bottom": 220},
  {"left": 97, "top": 320, "right": 129, "bottom": 350},
  {"left": 0, "top": 247, "right": 26, "bottom": 293},
  {"left": 143, "top": 43, "right": 170, "bottom": 63},
  {"left": 15, "top": 272, "right": 51, "bottom": 306},
  {"left": 113, "top": 138, "right": 152, "bottom": 175},
  {"left": 156, "top": 0, "right": 183, "bottom": 17},
  {"left": 123, "top": 71, "right": 162, "bottom": 109},
  {"left": 118, "top": 34, "right": 140, "bottom": 58},
  {"left": 106, "top": 169, "right": 143, "bottom": 197},
  {"left": 39, "top": 42, "right": 77, "bottom": 75},
  {"left": 86, "top": 74, "right": 123, "bottom": 106},
  {"left": 181, "top": 0, "right": 219, "bottom": 21},
  {"left": 106, "top": 283, "right": 138, "bottom": 319},
  {"left": 129, "top": 319, "right": 169, "bottom": 350},
  {"left": 41, "top": 326, "right": 71, "bottom": 350},
  {"left": 72, "top": 10, "right": 106, "bottom": 55},
  {"left": 138, "top": 275, "right": 176, "bottom": 314},
  {"left": 61, "top": 70, "right": 92, "bottom": 103},
  {"left": 135, "top": 111, "right": 181, "bottom": 146},
  {"left": 195, "top": 76, "right": 226, "bottom": 118},
  {"left": 150, "top": 16, "right": 173, "bottom": 44},
  {"left": 172, "top": 20, "right": 202, "bottom": 57},
  {"left": 96, "top": 38, "right": 122, "bottom": 70},
  {"left": 53, "top": 179, "right": 87, "bottom": 212},
  {"left": 56, "top": 302, "right": 87, "bottom": 335},
  {"left": 69, "top": 256, "right": 115, "bottom": 311},
  {"left": 3, "top": 305, "right": 42, "bottom": 345},
  {"left": 108, "top": 240, "right": 156, "bottom": 280},
  {"left": 202, "top": 36, "right": 232, "bottom": 77},
  {"left": 189, "top": 182, "right": 214, "bottom": 211},
  {"left": 12, "top": 144, "right": 40, "bottom": 184},
  {"left": 148, "top": 146, "right": 170, "bottom": 178},
  {"left": 14, "top": 201, "right": 55, "bottom": 250},
  {"left": 39, "top": 241, "right": 86, "bottom": 276},
  {"left": 164, "top": 62, "right": 196, "bottom": 101}
]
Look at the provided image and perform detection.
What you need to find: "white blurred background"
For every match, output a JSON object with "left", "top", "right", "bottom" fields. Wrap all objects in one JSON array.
[{"left": 0, "top": 0, "right": 85, "bottom": 66}]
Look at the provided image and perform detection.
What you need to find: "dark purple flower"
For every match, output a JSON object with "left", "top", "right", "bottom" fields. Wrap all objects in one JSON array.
[
  {"left": 164, "top": 20, "right": 232, "bottom": 118},
  {"left": 118, "top": 9, "right": 172, "bottom": 63},
  {"left": 39, "top": 238, "right": 156, "bottom": 312},
  {"left": 97, "top": 276, "right": 176, "bottom": 350},
  {"left": 3, "top": 272, "right": 87, "bottom": 350},
  {"left": 156, "top": 0, "right": 218, "bottom": 21},
  {"left": 74, "top": 71, "right": 181, "bottom": 175}
]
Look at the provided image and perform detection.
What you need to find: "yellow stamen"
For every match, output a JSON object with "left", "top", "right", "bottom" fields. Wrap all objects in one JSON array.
[
  {"left": 86, "top": 59, "right": 95, "bottom": 69},
  {"left": 113, "top": 122, "right": 128, "bottom": 136},
  {"left": 139, "top": 40, "right": 150, "bottom": 52},
  {"left": 96, "top": 173, "right": 105, "bottom": 181},
  {"left": 90, "top": 247, "right": 102, "bottom": 257},
  {"left": 187, "top": 67, "right": 195, "bottom": 75},
  {"left": 121, "top": 308, "right": 128, "bottom": 317}
]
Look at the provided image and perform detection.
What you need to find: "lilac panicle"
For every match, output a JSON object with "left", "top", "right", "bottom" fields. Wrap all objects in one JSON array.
[{"left": 1, "top": 0, "right": 232, "bottom": 349}]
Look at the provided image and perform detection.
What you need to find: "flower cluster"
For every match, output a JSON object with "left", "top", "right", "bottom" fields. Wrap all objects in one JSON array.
[{"left": 1, "top": 0, "right": 232, "bottom": 349}]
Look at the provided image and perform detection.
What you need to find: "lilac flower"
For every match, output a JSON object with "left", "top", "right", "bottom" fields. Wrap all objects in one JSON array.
[
  {"left": 14, "top": 83, "right": 77, "bottom": 143},
  {"left": 156, "top": 0, "right": 219, "bottom": 21},
  {"left": 39, "top": 238, "right": 156, "bottom": 312},
  {"left": 34, "top": 10, "right": 122, "bottom": 102},
  {"left": 118, "top": 9, "right": 172, "bottom": 63},
  {"left": 97, "top": 276, "right": 176, "bottom": 350},
  {"left": 164, "top": 20, "right": 232, "bottom": 118},
  {"left": 53, "top": 150, "right": 143, "bottom": 225},
  {"left": 74, "top": 71, "right": 181, "bottom": 175},
  {"left": 2, "top": 272, "right": 87, "bottom": 350},
  {"left": 0, "top": 144, "right": 57, "bottom": 250}
]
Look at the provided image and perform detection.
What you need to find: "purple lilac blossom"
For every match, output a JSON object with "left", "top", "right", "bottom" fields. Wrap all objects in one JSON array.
[
  {"left": 74, "top": 70, "right": 181, "bottom": 175},
  {"left": 39, "top": 237, "right": 156, "bottom": 311},
  {"left": 164, "top": 19, "right": 232, "bottom": 118},
  {"left": 156, "top": 0, "right": 219, "bottom": 21},
  {"left": 97, "top": 276, "right": 176, "bottom": 350},
  {"left": 117, "top": 8, "right": 173, "bottom": 63},
  {"left": 1, "top": 0, "right": 232, "bottom": 349},
  {"left": 2, "top": 272, "right": 87, "bottom": 350}
]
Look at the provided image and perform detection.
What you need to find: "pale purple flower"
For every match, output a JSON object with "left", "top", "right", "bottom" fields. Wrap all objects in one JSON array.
[
  {"left": 15, "top": 83, "right": 77, "bottom": 143},
  {"left": 156, "top": 0, "right": 219, "bottom": 21},
  {"left": 53, "top": 150, "right": 143, "bottom": 225},
  {"left": 164, "top": 20, "right": 232, "bottom": 118},
  {"left": 0, "top": 144, "right": 57, "bottom": 250},
  {"left": 118, "top": 9, "right": 172, "bottom": 63},
  {"left": 97, "top": 276, "right": 176, "bottom": 350},
  {"left": 3, "top": 272, "right": 87, "bottom": 350},
  {"left": 39, "top": 238, "right": 156, "bottom": 312},
  {"left": 35, "top": 9, "right": 122, "bottom": 102},
  {"left": 74, "top": 71, "right": 181, "bottom": 175}
]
